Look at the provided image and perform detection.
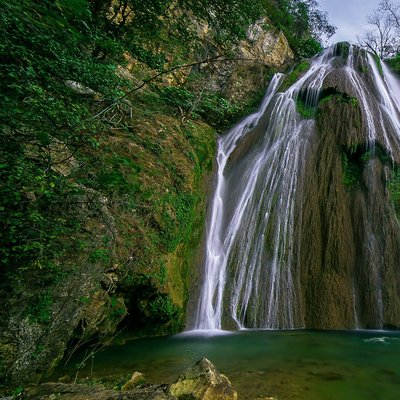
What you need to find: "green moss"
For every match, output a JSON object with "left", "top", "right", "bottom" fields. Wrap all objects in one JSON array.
[
  {"left": 388, "top": 166, "right": 400, "bottom": 217},
  {"left": 372, "top": 53, "right": 384, "bottom": 77},
  {"left": 296, "top": 98, "right": 315, "bottom": 119},
  {"left": 318, "top": 94, "right": 335, "bottom": 106},
  {"left": 280, "top": 60, "right": 311, "bottom": 92},
  {"left": 334, "top": 42, "right": 350, "bottom": 59},
  {"left": 319, "top": 91, "right": 359, "bottom": 107},
  {"left": 342, "top": 152, "right": 359, "bottom": 187},
  {"left": 341, "top": 143, "right": 391, "bottom": 188},
  {"left": 358, "top": 65, "right": 369, "bottom": 73}
]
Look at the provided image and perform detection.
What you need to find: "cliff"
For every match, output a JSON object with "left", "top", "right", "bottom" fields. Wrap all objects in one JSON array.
[{"left": 0, "top": 2, "right": 294, "bottom": 386}]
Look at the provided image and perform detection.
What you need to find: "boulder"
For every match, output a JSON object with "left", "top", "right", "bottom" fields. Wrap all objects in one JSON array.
[
  {"left": 168, "top": 358, "right": 237, "bottom": 400},
  {"left": 121, "top": 371, "right": 146, "bottom": 391}
]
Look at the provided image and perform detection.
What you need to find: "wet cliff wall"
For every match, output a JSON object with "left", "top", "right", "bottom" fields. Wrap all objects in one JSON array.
[{"left": 299, "top": 47, "right": 400, "bottom": 329}]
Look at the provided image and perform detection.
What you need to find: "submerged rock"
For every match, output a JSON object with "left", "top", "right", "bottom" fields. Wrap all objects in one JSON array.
[{"left": 169, "top": 357, "right": 237, "bottom": 400}]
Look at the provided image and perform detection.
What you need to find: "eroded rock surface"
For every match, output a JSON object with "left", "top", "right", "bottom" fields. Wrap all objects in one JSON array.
[{"left": 169, "top": 358, "right": 237, "bottom": 400}]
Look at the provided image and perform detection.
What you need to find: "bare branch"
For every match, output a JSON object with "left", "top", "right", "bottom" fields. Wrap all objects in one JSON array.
[{"left": 359, "top": 3, "right": 400, "bottom": 59}]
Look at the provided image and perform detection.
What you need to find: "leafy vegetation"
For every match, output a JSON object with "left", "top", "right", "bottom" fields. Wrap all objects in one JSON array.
[
  {"left": 264, "top": 0, "right": 336, "bottom": 57},
  {"left": 0, "top": 0, "right": 337, "bottom": 387}
]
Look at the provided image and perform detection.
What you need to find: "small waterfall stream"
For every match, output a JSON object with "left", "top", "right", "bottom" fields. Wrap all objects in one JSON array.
[{"left": 193, "top": 43, "right": 400, "bottom": 331}]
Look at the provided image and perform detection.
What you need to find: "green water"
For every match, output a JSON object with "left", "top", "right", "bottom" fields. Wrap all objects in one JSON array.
[{"left": 62, "top": 330, "right": 400, "bottom": 399}]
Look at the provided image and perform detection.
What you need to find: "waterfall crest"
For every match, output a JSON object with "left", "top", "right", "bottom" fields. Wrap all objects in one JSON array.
[{"left": 192, "top": 43, "right": 400, "bottom": 330}]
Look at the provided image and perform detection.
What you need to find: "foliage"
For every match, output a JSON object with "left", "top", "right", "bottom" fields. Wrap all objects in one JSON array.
[
  {"left": 264, "top": 0, "right": 336, "bottom": 57},
  {"left": 159, "top": 86, "right": 263, "bottom": 129},
  {"left": 25, "top": 292, "right": 53, "bottom": 324},
  {"left": 0, "top": 0, "right": 336, "bottom": 376},
  {"left": 0, "top": 157, "right": 81, "bottom": 273},
  {"left": 0, "top": 0, "right": 128, "bottom": 283}
]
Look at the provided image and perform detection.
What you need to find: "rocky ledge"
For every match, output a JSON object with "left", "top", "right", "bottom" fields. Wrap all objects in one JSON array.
[{"left": 16, "top": 358, "right": 241, "bottom": 400}]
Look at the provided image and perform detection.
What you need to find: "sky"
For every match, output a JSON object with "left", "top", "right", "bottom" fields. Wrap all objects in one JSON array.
[{"left": 318, "top": 0, "right": 380, "bottom": 45}]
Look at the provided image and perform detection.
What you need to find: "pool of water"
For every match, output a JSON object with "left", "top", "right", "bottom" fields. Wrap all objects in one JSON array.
[{"left": 61, "top": 330, "right": 400, "bottom": 399}]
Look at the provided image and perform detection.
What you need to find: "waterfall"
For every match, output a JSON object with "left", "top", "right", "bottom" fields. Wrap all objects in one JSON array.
[{"left": 192, "top": 43, "right": 400, "bottom": 331}]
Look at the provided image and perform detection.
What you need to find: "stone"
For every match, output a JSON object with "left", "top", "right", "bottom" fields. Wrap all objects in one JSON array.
[
  {"left": 168, "top": 358, "right": 237, "bottom": 400},
  {"left": 64, "top": 80, "right": 97, "bottom": 96},
  {"left": 121, "top": 371, "right": 146, "bottom": 391},
  {"left": 239, "top": 18, "right": 295, "bottom": 69}
]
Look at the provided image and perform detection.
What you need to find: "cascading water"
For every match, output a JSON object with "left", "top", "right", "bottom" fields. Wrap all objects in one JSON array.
[{"left": 192, "top": 43, "right": 400, "bottom": 331}]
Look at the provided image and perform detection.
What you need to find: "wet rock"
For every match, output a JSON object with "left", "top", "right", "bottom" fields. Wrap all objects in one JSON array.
[{"left": 169, "top": 358, "right": 237, "bottom": 400}]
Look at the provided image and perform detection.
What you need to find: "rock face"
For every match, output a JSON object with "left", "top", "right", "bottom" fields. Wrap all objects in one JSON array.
[
  {"left": 221, "top": 23, "right": 293, "bottom": 104},
  {"left": 241, "top": 18, "right": 294, "bottom": 69},
  {"left": 186, "top": 18, "right": 294, "bottom": 106},
  {"left": 293, "top": 45, "right": 400, "bottom": 328},
  {"left": 169, "top": 358, "right": 237, "bottom": 400}
]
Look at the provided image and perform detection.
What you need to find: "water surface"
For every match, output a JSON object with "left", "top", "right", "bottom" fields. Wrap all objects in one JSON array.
[{"left": 62, "top": 330, "right": 400, "bottom": 399}]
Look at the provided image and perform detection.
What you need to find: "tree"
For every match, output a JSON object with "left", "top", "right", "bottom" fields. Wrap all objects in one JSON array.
[
  {"left": 264, "top": 0, "right": 336, "bottom": 57},
  {"left": 358, "top": 1, "right": 400, "bottom": 59}
]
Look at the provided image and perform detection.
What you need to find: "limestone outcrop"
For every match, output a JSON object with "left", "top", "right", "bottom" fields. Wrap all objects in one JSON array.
[{"left": 169, "top": 358, "right": 237, "bottom": 400}]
